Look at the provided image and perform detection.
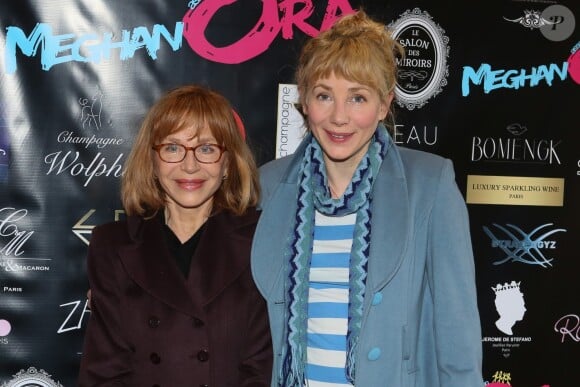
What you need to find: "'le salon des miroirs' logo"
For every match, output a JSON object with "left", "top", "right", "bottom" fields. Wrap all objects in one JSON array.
[{"left": 389, "top": 8, "right": 450, "bottom": 110}]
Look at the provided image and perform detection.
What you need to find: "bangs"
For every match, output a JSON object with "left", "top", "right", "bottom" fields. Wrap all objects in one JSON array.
[
  {"left": 302, "top": 37, "right": 385, "bottom": 95},
  {"left": 151, "top": 94, "right": 232, "bottom": 145}
]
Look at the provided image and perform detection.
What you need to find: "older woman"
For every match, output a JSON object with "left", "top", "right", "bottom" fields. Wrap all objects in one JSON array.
[{"left": 79, "top": 85, "right": 272, "bottom": 386}]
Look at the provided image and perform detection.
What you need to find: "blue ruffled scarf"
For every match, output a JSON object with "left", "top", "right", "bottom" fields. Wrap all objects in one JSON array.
[{"left": 280, "top": 125, "right": 389, "bottom": 386}]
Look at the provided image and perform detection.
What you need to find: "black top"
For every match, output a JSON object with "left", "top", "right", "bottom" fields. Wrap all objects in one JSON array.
[{"left": 162, "top": 216, "right": 206, "bottom": 278}]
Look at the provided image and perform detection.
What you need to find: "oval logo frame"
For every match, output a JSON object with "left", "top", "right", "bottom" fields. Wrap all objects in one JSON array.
[{"left": 389, "top": 8, "right": 450, "bottom": 110}]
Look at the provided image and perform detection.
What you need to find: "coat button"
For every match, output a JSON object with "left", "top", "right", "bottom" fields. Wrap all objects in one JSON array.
[
  {"left": 192, "top": 317, "right": 204, "bottom": 327},
  {"left": 197, "top": 349, "right": 209, "bottom": 362},
  {"left": 148, "top": 316, "right": 160, "bottom": 328},
  {"left": 367, "top": 347, "right": 381, "bottom": 361},
  {"left": 372, "top": 292, "right": 383, "bottom": 305},
  {"left": 125, "top": 283, "right": 141, "bottom": 297},
  {"left": 150, "top": 352, "right": 161, "bottom": 364}
]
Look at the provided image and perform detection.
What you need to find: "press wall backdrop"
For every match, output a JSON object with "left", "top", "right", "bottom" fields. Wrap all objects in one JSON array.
[{"left": 0, "top": 1, "right": 578, "bottom": 386}]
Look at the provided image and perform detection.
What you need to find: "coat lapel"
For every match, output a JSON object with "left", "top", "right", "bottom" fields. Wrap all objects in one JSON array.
[
  {"left": 118, "top": 215, "right": 203, "bottom": 317},
  {"left": 252, "top": 151, "right": 302, "bottom": 299},
  {"left": 118, "top": 210, "right": 258, "bottom": 314},
  {"left": 251, "top": 182, "right": 297, "bottom": 299},
  {"left": 187, "top": 209, "right": 258, "bottom": 306},
  {"left": 366, "top": 143, "right": 411, "bottom": 291}
]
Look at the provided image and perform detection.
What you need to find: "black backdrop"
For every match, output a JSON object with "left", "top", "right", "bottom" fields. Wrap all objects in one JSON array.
[{"left": 0, "top": 1, "right": 578, "bottom": 386}]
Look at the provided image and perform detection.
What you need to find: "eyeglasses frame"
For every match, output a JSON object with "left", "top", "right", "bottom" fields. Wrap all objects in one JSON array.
[{"left": 152, "top": 143, "right": 226, "bottom": 164}]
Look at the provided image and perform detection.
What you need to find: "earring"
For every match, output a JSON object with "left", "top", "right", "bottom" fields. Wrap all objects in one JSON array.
[{"left": 222, "top": 175, "right": 227, "bottom": 180}]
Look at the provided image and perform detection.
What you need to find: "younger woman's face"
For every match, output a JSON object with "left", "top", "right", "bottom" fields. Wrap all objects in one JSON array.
[{"left": 303, "top": 73, "right": 391, "bottom": 168}]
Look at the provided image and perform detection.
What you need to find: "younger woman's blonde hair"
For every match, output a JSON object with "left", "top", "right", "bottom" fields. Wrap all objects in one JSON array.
[
  {"left": 121, "top": 85, "right": 260, "bottom": 217},
  {"left": 295, "top": 10, "right": 404, "bottom": 130}
]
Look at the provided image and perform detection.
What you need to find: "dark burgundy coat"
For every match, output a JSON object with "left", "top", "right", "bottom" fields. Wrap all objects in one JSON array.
[{"left": 78, "top": 208, "right": 272, "bottom": 387}]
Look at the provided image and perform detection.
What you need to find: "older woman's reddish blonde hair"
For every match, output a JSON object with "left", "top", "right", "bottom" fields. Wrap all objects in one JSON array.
[
  {"left": 121, "top": 85, "right": 260, "bottom": 217},
  {"left": 295, "top": 10, "right": 404, "bottom": 131}
]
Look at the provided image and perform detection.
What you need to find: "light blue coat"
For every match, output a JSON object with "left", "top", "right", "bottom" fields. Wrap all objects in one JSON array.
[{"left": 251, "top": 133, "right": 483, "bottom": 387}]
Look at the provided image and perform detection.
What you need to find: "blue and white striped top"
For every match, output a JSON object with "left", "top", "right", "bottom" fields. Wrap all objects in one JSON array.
[{"left": 306, "top": 211, "right": 356, "bottom": 386}]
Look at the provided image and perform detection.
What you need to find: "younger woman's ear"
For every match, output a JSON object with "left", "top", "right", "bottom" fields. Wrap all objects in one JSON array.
[{"left": 380, "top": 92, "right": 394, "bottom": 120}]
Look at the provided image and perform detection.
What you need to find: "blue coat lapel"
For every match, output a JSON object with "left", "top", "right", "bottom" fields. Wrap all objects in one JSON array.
[{"left": 366, "top": 142, "right": 411, "bottom": 291}]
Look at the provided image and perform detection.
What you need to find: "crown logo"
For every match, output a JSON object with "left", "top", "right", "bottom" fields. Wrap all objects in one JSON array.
[{"left": 492, "top": 281, "right": 521, "bottom": 294}]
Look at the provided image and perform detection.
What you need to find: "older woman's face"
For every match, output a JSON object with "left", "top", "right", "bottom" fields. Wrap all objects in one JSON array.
[
  {"left": 153, "top": 127, "right": 228, "bottom": 216},
  {"left": 303, "top": 73, "right": 391, "bottom": 167}
]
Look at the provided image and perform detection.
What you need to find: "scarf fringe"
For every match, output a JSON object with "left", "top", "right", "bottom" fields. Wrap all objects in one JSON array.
[{"left": 280, "top": 344, "right": 305, "bottom": 386}]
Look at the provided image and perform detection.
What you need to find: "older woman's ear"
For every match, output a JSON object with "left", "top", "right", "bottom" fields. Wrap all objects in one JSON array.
[{"left": 86, "top": 289, "right": 92, "bottom": 309}]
